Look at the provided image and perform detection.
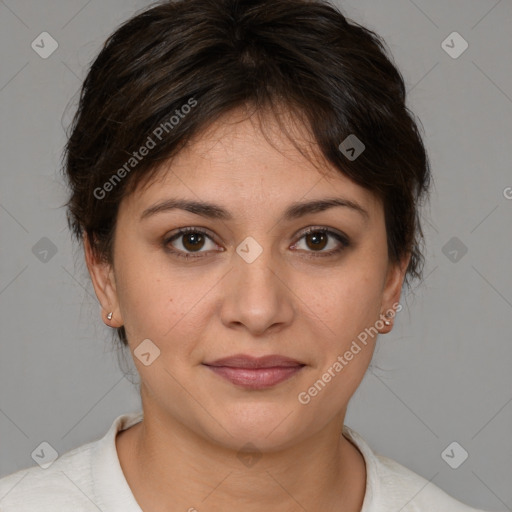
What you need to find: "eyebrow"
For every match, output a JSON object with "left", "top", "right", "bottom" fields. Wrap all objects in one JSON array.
[{"left": 140, "top": 196, "right": 369, "bottom": 222}]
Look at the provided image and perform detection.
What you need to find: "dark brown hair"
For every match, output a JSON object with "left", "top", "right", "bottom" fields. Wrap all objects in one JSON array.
[{"left": 62, "top": 0, "right": 431, "bottom": 348}]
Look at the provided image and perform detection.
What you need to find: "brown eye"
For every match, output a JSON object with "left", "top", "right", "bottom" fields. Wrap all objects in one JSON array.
[
  {"left": 164, "top": 227, "right": 219, "bottom": 259},
  {"left": 304, "top": 231, "right": 329, "bottom": 251},
  {"left": 292, "top": 227, "right": 350, "bottom": 257},
  {"left": 181, "top": 232, "right": 206, "bottom": 252}
]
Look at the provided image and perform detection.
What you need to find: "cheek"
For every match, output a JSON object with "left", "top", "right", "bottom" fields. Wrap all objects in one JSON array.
[
  {"left": 297, "top": 265, "right": 384, "bottom": 337},
  {"left": 113, "top": 250, "right": 176, "bottom": 339},
  {"left": 115, "top": 254, "right": 214, "bottom": 359},
  {"left": 294, "top": 274, "right": 382, "bottom": 414}
]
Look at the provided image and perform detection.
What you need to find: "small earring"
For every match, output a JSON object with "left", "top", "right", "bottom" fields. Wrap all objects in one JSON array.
[
  {"left": 107, "top": 312, "right": 113, "bottom": 321},
  {"left": 381, "top": 312, "right": 392, "bottom": 326}
]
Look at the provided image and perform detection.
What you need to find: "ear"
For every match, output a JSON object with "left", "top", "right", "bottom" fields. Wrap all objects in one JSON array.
[
  {"left": 378, "top": 252, "right": 411, "bottom": 333},
  {"left": 84, "top": 232, "right": 123, "bottom": 327}
]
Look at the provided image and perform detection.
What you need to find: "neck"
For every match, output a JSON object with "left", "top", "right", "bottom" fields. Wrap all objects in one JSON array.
[{"left": 116, "top": 404, "right": 366, "bottom": 512}]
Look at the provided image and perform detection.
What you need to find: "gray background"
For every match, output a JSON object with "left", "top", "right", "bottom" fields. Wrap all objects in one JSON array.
[{"left": 0, "top": 0, "right": 511, "bottom": 510}]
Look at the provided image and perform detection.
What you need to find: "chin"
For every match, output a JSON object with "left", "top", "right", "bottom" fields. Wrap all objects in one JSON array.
[{"left": 207, "top": 402, "right": 311, "bottom": 452}]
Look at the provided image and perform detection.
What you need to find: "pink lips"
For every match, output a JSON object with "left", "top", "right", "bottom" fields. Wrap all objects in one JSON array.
[{"left": 203, "top": 354, "right": 305, "bottom": 390}]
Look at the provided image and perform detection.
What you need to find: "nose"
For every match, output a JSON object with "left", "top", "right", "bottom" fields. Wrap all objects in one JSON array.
[{"left": 219, "top": 241, "right": 295, "bottom": 337}]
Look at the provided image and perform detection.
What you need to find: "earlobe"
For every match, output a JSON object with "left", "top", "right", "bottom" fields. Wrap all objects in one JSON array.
[
  {"left": 379, "top": 253, "right": 410, "bottom": 333},
  {"left": 83, "top": 232, "right": 123, "bottom": 327}
]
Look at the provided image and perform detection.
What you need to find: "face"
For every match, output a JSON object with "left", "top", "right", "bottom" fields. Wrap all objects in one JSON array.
[{"left": 86, "top": 108, "right": 407, "bottom": 451}]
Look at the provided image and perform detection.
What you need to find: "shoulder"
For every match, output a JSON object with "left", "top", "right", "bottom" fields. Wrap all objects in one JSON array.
[
  {"left": 0, "top": 410, "right": 143, "bottom": 512},
  {"left": 0, "top": 441, "right": 98, "bottom": 511},
  {"left": 374, "top": 453, "right": 486, "bottom": 511},
  {"left": 342, "top": 426, "right": 489, "bottom": 512}
]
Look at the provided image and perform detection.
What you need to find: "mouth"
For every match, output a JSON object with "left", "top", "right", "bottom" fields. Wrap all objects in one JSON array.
[{"left": 202, "top": 354, "right": 306, "bottom": 390}]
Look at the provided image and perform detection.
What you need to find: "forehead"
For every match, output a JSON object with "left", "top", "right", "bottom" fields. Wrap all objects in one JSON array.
[{"left": 120, "top": 107, "right": 381, "bottom": 220}]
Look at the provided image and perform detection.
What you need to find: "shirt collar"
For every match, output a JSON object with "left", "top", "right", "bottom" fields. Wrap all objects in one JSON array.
[
  {"left": 90, "top": 411, "right": 378, "bottom": 511},
  {"left": 91, "top": 410, "right": 144, "bottom": 511}
]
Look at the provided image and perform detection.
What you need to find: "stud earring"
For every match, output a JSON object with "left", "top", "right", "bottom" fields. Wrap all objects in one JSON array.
[
  {"left": 381, "top": 311, "right": 392, "bottom": 326},
  {"left": 107, "top": 312, "right": 113, "bottom": 321}
]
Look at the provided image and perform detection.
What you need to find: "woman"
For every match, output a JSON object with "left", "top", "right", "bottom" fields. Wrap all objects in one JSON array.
[{"left": 0, "top": 0, "right": 492, "bottom": 510}]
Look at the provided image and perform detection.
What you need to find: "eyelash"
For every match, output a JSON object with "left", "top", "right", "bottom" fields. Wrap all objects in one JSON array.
[{"left": 163, "top": 226, "right": 350, "bottom": 260}]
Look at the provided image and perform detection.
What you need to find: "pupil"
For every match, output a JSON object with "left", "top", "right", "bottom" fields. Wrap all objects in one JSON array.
[
  {"left": 184, "top": 233, "right": 204, "bottom": 251},
  {"left": 307, "top": 232, "right": 327, "bottom": 250}
]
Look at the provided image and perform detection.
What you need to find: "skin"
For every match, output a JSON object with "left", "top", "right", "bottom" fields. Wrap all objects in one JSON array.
[{"left": 85, "top": 106, "right": 409, "bottom": 512}]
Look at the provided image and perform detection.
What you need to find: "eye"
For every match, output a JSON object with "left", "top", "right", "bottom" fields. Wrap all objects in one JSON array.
[
  {"left": 163, "top": 227, "right": 221, "bottom": 259},
  {"left": 163, "top": 226, "right": 350, "bottom": 260},
  {"left": 291, "top": 227, "right": 350, "bottom": 257}
]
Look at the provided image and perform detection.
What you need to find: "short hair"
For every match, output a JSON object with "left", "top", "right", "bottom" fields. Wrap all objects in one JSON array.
[{"left": 62, "top": 0, "right": 431, "bottom": 347}]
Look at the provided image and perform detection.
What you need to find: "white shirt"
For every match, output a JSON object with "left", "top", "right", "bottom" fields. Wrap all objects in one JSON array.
[{"left": 0, "top": 410, "right": 488, "bottom": 511}]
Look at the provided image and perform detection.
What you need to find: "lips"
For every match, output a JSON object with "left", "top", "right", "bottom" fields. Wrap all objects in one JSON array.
[
  {"left": 202, "top": 354, "right": 305, "bottom": 389},
  {"left": 203, "top": 354, "right": 305, "bottom": 369}
]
